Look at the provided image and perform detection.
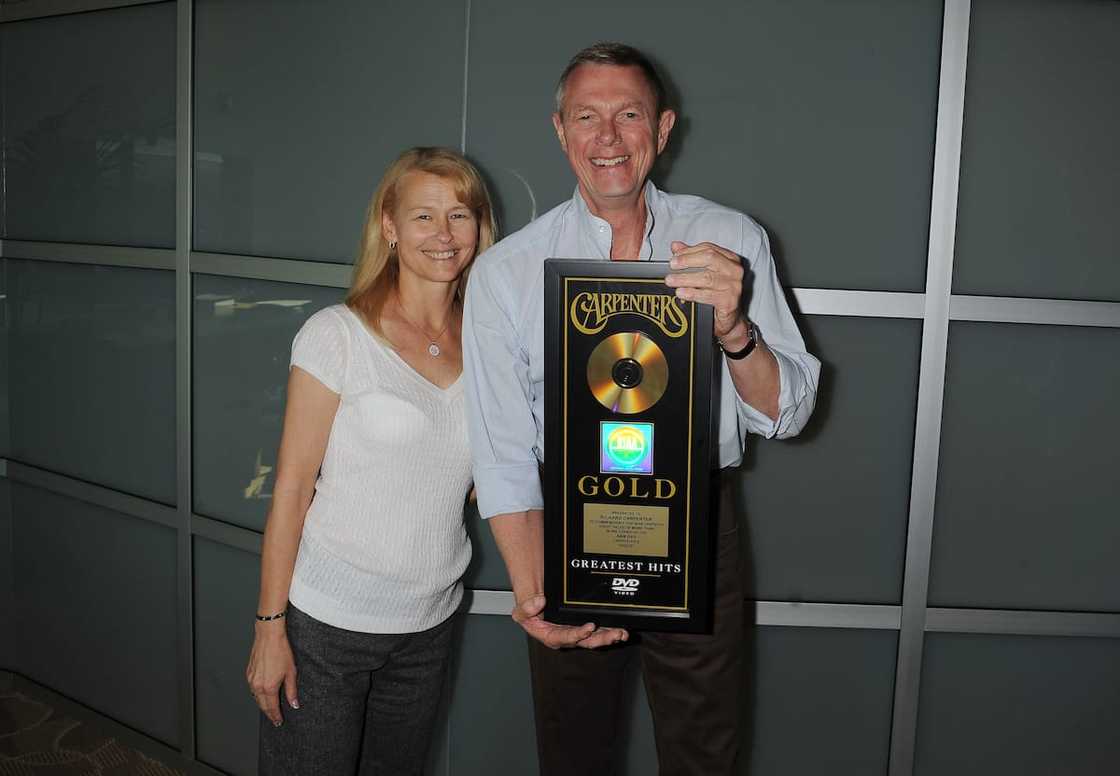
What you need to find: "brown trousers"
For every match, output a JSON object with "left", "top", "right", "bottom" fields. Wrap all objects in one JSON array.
[{"left": 528, "top": 482, "right": 744, "bottom": 776}]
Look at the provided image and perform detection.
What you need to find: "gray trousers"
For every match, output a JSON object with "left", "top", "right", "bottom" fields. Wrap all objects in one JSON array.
[{"left": 258, "top": 605, "right": 453, "bottom": 776}]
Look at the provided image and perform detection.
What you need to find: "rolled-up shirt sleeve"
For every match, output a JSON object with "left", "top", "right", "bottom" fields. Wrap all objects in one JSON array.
[
  {"left": 734, "top": 218, "right": 821, "bottom": 440},
  {"left": 462, "top": 258, "right": 544, "bottom": 519}
]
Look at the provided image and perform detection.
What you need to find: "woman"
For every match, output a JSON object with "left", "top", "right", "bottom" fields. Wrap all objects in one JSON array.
[{"left": 246, "top": 147, "right": 497, "bottom": 775}]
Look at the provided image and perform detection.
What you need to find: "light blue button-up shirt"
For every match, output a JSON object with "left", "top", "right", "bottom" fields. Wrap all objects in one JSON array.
[{"left": 463, "top": 183, "right": 820, "bottom": 520}]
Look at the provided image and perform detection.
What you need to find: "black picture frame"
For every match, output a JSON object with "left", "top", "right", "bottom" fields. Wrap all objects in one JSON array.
[{"left": 543, "top": 259, "right": 719, "bottom": 633}]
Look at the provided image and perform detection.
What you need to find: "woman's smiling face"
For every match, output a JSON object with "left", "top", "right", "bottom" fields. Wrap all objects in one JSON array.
[{"left": 382, "top": 170, "right": 479, "bottom": 287}]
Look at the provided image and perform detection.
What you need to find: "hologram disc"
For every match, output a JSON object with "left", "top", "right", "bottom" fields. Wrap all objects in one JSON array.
[{"left": 586, "top": 331, "right": 669, "bottom": 414}]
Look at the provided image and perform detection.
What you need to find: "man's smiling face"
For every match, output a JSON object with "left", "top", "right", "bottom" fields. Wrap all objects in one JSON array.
[{"left": 552, "top": 63, "right": 675, "bottom": 214}]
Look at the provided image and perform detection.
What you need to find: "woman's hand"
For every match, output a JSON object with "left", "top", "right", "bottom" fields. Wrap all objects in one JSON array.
[{"left": 246, "top": 622, "right": 300, "bottom": 727}]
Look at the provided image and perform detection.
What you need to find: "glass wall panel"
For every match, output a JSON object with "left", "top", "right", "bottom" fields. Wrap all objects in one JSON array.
[
  {"left": 746, "top": 626, "right": 896, "bottom": 775},
  {"left": 0, "top": 479, "right": 12, "bottom": 670},
  {"left": 467, "top": 0, "right": 940, "bottom": 291},
  {"left": 954, "top": 0, "right": 1120, "bottom": 301},
  {"left": 739, "top": 316, "right": 919, "bottom": 604},
  {"left": 0, "top": 258, "right": 9, "bottom": 456},
  {"left": 916, "top": 633, "right": 1120, "bottom": 775},
  {"left": 462, "top": 502, "right": 511, "bottom": 591},
  {"left": 193, "top": 275, "right": 342, "bottom": 530},
  {"left": 446, "top": 615, "right": 537, "bottom": 772},
  {"left": 193, "top": 538, "right": 260, "bottom": 776},
  {"left": 8, "top": 260, "right": 176, "bottom": 504},
  {"left": 193, "top": 0, "right": 466, "bottom": 262},
  {"left": 0, "top": 3, "right": 176, "bottom": 247},
  {"left": 11, "top": 483, "right": 178, "bottom": 746},
  {"left": 932, "top": 323, "right": 1120, "bottom": 611}
]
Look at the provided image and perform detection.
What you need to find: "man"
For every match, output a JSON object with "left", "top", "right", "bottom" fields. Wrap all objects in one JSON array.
[{"left": 463, "top": 42, "right": 820, "bottom": 775}]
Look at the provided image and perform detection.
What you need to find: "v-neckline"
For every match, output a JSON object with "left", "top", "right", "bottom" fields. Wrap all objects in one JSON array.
[{"left": 344, "top": 306, "right": 462, "bottom": 396}]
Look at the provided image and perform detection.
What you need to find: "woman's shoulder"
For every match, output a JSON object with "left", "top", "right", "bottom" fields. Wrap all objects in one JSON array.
[
  {"left": 291, "top": 304, "right": 353, "bottom": 368},
  {"left": 294, "top": 303, "right": 354, "bottom": 343},
  {"left": 302, "top": 302, "right": 350, "bottom": 329},
  {"left": 294, "top": 303, "right": 396, "bottom": 391}
]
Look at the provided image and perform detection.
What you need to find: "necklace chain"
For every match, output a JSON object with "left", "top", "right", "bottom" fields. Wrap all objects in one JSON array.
[{"left": 395, "top": 291, "right": 453, "bottom": 358}]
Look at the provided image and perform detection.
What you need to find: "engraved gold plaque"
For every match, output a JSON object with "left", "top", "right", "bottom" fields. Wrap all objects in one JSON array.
[{"left": 583, "top": 503, "right": 669, "bottom": 557}]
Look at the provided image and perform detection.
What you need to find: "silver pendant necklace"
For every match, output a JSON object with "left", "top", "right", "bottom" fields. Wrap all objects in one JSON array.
[{"left": 395, "top": 291, "right": 453, "bottom": 358}]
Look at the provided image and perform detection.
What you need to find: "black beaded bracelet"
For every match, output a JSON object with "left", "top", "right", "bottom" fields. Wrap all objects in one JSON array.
[{"left": 255, "top": 610, "right": 287, "bottom": 622}]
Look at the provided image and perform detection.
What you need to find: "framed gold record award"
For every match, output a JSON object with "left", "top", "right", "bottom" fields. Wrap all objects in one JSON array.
[{"left": 543, "top": 259, "right": 719, "bottom": 633}]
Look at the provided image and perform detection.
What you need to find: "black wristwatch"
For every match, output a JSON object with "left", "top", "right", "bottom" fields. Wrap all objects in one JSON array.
[{"left": 719, "top": 321, "right": 759, "bottom": 361}]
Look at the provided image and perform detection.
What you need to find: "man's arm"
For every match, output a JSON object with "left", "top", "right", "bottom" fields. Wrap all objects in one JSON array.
[
  {"left": 714, "top": 318, "right": 780, "bottom": 421},
  {"left": 463, "top": 258, "right": 627, "bottom": 649},
  {"left": 664, "top": 227, "right": 819, "bottom": 439}
]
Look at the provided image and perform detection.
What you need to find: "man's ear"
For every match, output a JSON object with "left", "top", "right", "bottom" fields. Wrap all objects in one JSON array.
[
  {"left": 656, "top": 109, "right": 677, "bottom": 154},
  {"left": 552, "top": 113, "right": 568, "bottom": 153}
]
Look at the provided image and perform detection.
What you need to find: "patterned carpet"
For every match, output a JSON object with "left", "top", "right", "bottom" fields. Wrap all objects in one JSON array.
[{"left": 0, "top": 691, "right": 184, "bottom": 776}]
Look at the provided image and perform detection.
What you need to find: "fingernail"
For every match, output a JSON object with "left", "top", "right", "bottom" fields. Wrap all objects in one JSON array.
[
  {"left": 290, "top": 699, "right": 300, "bottom": 709},
  {"left": 273, "top": 720, "right": 282, "bottom": 728}
]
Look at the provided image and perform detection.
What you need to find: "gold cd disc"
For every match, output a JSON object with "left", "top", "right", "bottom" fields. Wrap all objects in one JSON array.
[{"left": 587, "top": 331, "right": 669, "bottom": 414}]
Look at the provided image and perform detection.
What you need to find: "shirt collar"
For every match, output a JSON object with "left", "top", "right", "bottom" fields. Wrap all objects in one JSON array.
[{"left": 569, "top": 181, "right": 662, "bottom": 260}]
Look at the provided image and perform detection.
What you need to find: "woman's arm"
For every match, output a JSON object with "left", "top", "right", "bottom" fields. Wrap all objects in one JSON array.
[{"left": 246, "top": 366, "right": 340, "bottom": 727}]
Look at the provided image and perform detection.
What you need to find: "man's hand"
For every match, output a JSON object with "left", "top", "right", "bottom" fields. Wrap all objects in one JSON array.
[
  {"left": 664, "top": 240, "right": 746, "bottom": 339},
  {"left": 513, "top": 593, "right": 629, "bottom": 650},
  {"left": 665, "top": 239, "right": 780, "bottom": 418}
]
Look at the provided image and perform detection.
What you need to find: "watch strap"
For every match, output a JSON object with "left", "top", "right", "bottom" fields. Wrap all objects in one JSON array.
[{"left": 719, "top": 321, "right": 758, "bottom": 361}]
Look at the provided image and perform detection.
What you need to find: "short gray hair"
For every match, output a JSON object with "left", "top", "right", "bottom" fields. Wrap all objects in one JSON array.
[{"left": 554, "top": 42, "right": 668, "bottom": 116}]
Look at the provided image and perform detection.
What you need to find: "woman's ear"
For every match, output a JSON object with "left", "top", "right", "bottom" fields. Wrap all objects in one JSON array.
[{"left": 381, "top": 211, "right": 398, "bottom": 245}]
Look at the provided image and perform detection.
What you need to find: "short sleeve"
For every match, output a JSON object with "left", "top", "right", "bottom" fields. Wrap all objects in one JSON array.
[{"left": 290, "top": 306, "right": 350, "bottom": 393}]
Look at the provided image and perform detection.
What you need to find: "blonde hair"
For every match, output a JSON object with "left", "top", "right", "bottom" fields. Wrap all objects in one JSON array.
[{"left": 347, "top": 147, "right": 497, "bottom": 336}]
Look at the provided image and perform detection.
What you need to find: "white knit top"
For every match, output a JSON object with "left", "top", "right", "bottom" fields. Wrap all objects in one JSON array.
[{"left": 287, "top": 304, "right": 473, "bottom": 634}]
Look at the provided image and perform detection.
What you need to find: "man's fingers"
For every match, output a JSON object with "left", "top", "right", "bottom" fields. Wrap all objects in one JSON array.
[
  {"left": 535, "top": 619, "right": 594, "bottom": 645},
  {"left": 667, "top": 254, "right": 741, "bottom": 282},
  {"left": 665, "top": 267, "right": 716, "bottom": 289},
  {"left": 519, "top": 616, "right": 595, "bottom": 649},
  {"left": 671, "top": 240, "right": 730, "bottom": 258},
  {"left": 578, "top": 627, "right": 629, "bottom": 649},
  {"left": 543, "top": 624, "right": 596, "bottom": 649},
  {"left": 674, "top": 282, "right": 741, "bottom": 310},
  {"left": 670, "top": 240, "right": 738, "bottom": 263},
  {"left": 674, "top": 286, "right": 719, "bottom": 304}
]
